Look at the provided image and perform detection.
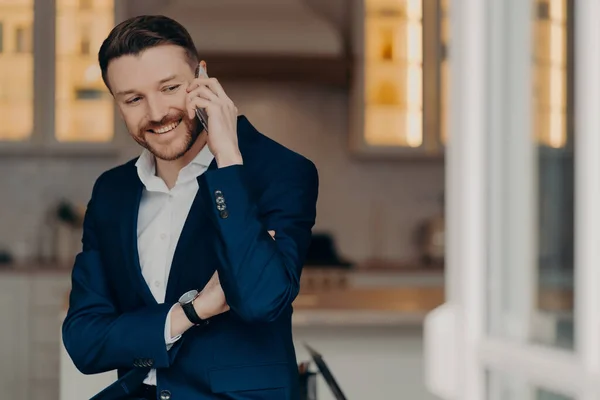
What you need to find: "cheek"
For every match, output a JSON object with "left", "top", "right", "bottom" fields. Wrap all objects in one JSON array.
[
  {"left": 119, "top": 107, "right": 146, "bottom": 134},
  {"left": 172, "top": 91, "right": 189, "bottom": 111}
]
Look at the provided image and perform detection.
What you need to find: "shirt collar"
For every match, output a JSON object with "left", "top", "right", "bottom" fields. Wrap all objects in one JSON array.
[{"left": 135, "top": 145, "right": 214, "bottom": 191}]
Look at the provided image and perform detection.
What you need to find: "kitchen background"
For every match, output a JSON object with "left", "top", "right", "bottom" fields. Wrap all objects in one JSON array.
[
  {"left": 1, "top": 0, "right": 446, "bottom": 269},
  {"left": 0, "top": 0, "right": 573, "bottom": 399}
]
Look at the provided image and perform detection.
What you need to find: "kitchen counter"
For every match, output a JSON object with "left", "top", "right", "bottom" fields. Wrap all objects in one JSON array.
[
  {"left": 292, "top": 286, "right": 444, "bottom": 326},
  {"left": 0, "top": 265, "right": 573, "bottom": 316}
]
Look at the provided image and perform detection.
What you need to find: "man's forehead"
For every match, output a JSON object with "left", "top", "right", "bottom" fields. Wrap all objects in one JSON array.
[{"left": 107, "top": 46, "right": 192, "bottom": 93}]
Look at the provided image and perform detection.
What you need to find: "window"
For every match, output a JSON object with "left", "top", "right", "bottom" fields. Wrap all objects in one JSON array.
[
  {"left": 0, "top": 0, "right": 115, "bottom": 146},
  {"left": 425, "top": 1, "right": 600, "bottom": 399},
  {"left": 0, "top": 0, "right": 34, "bottom": 141},
  {"left": 55, "top": 0, "right": 114, "bottom": 142}
]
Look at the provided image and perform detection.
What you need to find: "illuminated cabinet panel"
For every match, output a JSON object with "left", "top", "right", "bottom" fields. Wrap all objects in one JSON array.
[
  {"left": 532, "top": 0, "right": 570, "bottom": 149},
  {"left": 55, "top": 0, "right": 114, "bottom": 142},
  {"left": 350, "top": 0, "right": 444, "bottom": 158},
  {"left": 0, "top": 0, "right": 34, "bottom": 141}
]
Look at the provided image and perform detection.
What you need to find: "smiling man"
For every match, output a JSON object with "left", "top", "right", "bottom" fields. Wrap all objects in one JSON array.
[{"left": 61, "top": 15, "right": 319, "bottom": 400}]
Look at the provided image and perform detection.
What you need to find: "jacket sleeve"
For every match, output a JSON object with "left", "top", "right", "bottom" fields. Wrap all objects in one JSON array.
[
  {"left": 198, "top": 160, "right": 319, "bottom": 323},
  {"left": 62, "top": 175, "right": 183, "bottom": 375}
]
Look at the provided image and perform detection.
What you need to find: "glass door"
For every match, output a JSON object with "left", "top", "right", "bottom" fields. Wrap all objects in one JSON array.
[{"left": 424, "top": 0, "right": 600, "bottom": 399}]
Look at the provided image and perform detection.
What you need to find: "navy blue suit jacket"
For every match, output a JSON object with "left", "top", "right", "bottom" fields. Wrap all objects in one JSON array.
[{"left": 62, "top": 116, "right": 319, "bottom": 399}]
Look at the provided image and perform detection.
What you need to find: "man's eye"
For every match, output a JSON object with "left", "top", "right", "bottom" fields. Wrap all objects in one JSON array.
[
  {"left": 126, "top": 97, "right": 141, "bottom": 105},
  {"left": 164, "top": 85, "right": 181, "bottom": 93}
]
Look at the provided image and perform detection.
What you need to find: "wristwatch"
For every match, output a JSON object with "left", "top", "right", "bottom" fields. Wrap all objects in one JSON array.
[{"left": 178, "top": 289, "right": 209, "bottom": 326}]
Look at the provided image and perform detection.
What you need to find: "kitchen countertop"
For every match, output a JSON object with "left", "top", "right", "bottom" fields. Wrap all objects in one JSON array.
[
  {"left": 292, "top": 286, "right": 445, "bottom": 327},
  {"left": 1, "top": 264, "right": 573, "bottom": 327}
]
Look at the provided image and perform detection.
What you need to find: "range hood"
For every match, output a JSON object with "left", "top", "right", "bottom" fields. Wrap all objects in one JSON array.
[{"left": 127, "top": 0, "right": 352, "bottom": 86}]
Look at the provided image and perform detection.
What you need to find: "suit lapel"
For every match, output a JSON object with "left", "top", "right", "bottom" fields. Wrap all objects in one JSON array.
[
  {"left": 120, "top": 171, "right": 158, "bottom": 306},
  {"left": 164, "top": 158, "right": 219, "bottom": 303}
]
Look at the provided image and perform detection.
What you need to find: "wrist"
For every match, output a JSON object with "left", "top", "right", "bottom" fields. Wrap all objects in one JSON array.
[
  {"left": 193, "top": 294, "right": 213, "bottom": 320},
  {"left": 170, "top": 304, "right": 194, "bottom": 337}
]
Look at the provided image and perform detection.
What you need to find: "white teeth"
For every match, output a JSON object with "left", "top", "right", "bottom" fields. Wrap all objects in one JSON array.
[{"left": 154, "top": 120, "right": 179, "bottom": 134}]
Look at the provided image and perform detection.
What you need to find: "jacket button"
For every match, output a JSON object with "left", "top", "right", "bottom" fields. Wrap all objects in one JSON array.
[
  {"left": 160, "top": 389, "right": 171, "bottom": 400},
  {"left": 219, "top": 210, "right": 229, "bottom": 219}
]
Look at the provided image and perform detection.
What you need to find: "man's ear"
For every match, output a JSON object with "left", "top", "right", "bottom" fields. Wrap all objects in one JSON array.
[{"left": 198, "top": 60, "right": 208, "bottom": 77}]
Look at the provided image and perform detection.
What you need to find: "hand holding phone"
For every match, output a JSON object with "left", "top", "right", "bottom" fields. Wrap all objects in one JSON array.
[{"left": 187, "top": 65, "right": 242, "bottom": 167}]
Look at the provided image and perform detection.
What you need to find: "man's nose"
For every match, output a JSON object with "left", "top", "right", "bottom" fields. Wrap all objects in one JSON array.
[{"left": 146, "top": 96, "right": 168, "bottom": 123}]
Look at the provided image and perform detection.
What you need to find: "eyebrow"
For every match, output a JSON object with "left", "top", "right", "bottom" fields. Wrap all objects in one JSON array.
[{"left": 115, "top": 75, "right": 179, "bottom": 97}]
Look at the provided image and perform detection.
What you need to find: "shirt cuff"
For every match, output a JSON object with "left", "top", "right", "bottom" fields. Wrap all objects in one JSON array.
[{"left": 165, "top": 304, "right": 182, "bottom": 350}]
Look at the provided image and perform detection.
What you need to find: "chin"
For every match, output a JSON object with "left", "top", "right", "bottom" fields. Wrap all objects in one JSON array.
[
  {"left": 147, "top": 138, "right": 191, "bottom": 161},
  {"left": 131, "top": 115, "right": 200, "bottom": 161},
  {"left": 147, "top": 132, "right": 197, "bottom": 162}
]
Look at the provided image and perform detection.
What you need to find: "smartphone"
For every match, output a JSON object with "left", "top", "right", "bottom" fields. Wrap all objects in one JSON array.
[{"left": 194, "top": 65, "right": 209, "bottom": 133}]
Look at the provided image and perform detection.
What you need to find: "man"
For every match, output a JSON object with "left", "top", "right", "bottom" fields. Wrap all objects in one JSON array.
[{"left": 62, "top": 15, "right": 319, "bottom": 400}]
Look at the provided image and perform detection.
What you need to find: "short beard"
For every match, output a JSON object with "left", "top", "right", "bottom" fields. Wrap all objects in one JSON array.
[{"left": 135, "top": 111, "right": 200, "bottom": 161}]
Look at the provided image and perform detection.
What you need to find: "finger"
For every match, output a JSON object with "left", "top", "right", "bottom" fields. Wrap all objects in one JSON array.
[
  {"left": 268, "top": 230, "right": 276, "bottom": 240},
  {"left": 187, "top": 85, "right": 219, "bottom": 103},
  {"left": 187, "top": 79, "right": 219, "bottom": 98},
  {"left": 187, "top": 97, "right": 211, "bottom": 120},
  {"left": 192, "top": 77, "right": 228, "bottom": 100}
]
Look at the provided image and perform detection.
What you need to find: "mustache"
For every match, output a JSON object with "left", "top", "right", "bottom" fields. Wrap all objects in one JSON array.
[{"left": 141, "top": 111, "right": 185, "bottom": 133}]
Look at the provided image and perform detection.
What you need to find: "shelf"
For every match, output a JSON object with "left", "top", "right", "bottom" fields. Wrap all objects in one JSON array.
[{"left": 201, "top": 53, "right": 353, "bottom": 88}]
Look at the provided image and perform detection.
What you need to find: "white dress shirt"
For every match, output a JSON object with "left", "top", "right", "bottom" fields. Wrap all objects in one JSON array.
[{"left": 135, "top": 145, "right": 214, "bottom": 386}]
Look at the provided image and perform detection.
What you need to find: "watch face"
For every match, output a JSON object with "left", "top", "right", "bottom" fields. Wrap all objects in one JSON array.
[{"left": 179, "top": 289, "right": 199, "bottom": 304}]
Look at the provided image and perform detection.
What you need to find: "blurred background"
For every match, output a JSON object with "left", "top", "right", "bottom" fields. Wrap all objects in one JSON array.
[{"left": 0, "top": 0, "right": 587, "bottom": 399}]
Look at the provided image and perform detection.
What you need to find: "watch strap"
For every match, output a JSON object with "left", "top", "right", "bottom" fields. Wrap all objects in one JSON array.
[{"left": 181, "top": 299, "right": 208, "bottom": 326}]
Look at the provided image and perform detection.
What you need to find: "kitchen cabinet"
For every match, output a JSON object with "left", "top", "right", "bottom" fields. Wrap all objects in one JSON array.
[
  {"left": 0, "top": 276, "right": 30, "bottom": 400},
  {"left": 349, "top": 0, "right": 447, "bottom": 159},
  {"left": 0, "top": 270, "right": 71, "bottom": 400}
]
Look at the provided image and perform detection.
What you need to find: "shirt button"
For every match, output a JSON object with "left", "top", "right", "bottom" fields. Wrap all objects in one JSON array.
[
  {"left": 160, "top": 233, "right": 167, "bottom": 240},
  {"left": 154, "top": 281, "right": 160, "bottom": 288}
]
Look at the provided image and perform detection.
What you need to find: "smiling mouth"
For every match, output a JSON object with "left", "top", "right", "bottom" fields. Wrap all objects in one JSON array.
[{"left": 148, "top": 119, "right": 182, "bottom": 134}]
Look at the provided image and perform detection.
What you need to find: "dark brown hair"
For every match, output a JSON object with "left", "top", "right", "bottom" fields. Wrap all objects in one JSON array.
[{"left": 98, "top": 15, "right": 199, "bottom": 91}]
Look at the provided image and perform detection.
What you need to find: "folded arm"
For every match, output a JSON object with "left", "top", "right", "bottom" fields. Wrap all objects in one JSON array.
[
  {"left": 62, "top": 176, "right": 183, "bottom": 375},
  {"left": 198, "top": 161, "right": 319, "bottom": 323}
]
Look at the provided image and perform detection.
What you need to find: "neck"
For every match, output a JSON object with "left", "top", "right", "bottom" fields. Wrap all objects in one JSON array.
[{"left": 155, "top": 132, "right": 207, "bottom": 189}]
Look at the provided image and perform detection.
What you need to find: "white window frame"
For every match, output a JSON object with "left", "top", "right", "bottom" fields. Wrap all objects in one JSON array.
[
  {"left": 424, "top": 0, "right": 600, "bottom": 399},
  {"left": 0, "top": 0, "right": 128, "bottom": 157}
]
